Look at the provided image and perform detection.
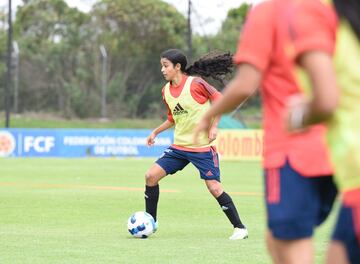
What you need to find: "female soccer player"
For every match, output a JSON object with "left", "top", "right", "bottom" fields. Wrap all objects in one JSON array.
[
  {"left": 286, "top": 0, "right": 360, "bottom": 263},
  {"left": 144, "top": 49, "right": 248, "bottom": 240},
  {"left": 194, "top": 1, "right": 337, "bottom": 263}
]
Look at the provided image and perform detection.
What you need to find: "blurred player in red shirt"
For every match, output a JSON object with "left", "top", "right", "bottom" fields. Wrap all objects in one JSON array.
[{"left": 194, "top": 1, "right": 337, "bottom": 263}]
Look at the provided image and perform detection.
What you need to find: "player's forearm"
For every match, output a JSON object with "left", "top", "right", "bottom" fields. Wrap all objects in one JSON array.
[
  {"left": 152, "top": 120, "right": 174, "bottom": 135},
  {"left": 294, "top": 52, "right": 338, "bottom": 128},
  {"left": 307, "top": 58, "right": 338, "bottom": 124}
]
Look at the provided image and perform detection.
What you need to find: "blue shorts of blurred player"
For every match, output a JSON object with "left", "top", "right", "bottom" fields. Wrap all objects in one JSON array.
[{"left": 264, "top": 160, "right": 337, "bottom": 239}]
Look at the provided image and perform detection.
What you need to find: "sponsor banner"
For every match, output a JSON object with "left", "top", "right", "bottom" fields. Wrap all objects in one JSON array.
[
  {"left": 0, "top": 128, "right": 264, "bottom": 160},
  {"left": 216, "top": 130, "right": 263, "bottom": 161},
  {"left": 0, "top": 129, "right": 173, "bottom": 158}
]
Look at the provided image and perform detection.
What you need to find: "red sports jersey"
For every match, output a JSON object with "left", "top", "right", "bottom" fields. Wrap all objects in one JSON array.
[
  {"left": 289, "top": 0, "right": 337, "bottom": 60},
  {"left": 233, "top": 0, "right": 333, "bottom": 177}
]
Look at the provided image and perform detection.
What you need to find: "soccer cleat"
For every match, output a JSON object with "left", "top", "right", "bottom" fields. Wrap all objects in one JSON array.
[{"left": 229, "top": 227, "right": 248, "bottom": 240}]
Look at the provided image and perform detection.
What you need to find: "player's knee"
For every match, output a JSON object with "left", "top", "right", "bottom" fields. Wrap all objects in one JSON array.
[
  {"left": 207, "top": 184, "right": 223, "bottom": 197},
  {"left": 145, "top": 171, "right": 158, "bottom": 186}
]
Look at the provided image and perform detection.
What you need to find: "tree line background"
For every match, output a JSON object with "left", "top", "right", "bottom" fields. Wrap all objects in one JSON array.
[{"left": 0, "top": 0, "right": 252, "bottom": 120}]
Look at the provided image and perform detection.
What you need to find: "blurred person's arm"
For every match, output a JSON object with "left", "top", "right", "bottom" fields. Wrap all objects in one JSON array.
[
  {"left": 208, "top": 110, "right": 221, "bottom": 143},
  {"left": 194, "top": 64, "right": 261, "bottom": 143},
  {"left": 286, "top": 1, "right": 338, "bottom": 130},
  {"left": 287, "top": 51, "right": 338, "bottom": 130}
]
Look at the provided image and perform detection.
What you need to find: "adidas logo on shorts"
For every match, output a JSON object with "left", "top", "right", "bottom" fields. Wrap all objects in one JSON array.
[{"left": 206, "top": 170, "right": 213, "bottom": 176}]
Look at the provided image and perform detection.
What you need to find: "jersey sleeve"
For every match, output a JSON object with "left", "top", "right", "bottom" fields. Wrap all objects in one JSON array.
[
  {"left": 162, "top": 87, "right": 174, "bottom": 122},
  {"left": 191, "top": 78, "right": 222, "bottom": 104},
  {"left": 289, "top": 1, "right": 337, "bottom": 59},
  {"left": 233, "top": 1, "right": 274, "bottom": 72}
]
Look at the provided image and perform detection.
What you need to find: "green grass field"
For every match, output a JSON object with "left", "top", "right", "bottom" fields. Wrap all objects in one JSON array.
[
  {"left": 0, "top": 159, "right": 337, "bottom": 264},
  {"left": 0, "top": 114, "right": 163, "bottom": 129}
]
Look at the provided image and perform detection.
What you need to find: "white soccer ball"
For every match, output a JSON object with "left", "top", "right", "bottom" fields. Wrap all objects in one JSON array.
[{"left": 127, "top": 211, "right": 156, "bottom": 238}]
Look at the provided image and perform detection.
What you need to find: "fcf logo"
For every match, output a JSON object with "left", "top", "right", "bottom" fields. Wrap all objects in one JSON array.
[
  {"left": 0, "top": 131, "right": 16, "bottom": 157},
  {"left": 24, "top": 136, "right": 55, "bottom": 153}
]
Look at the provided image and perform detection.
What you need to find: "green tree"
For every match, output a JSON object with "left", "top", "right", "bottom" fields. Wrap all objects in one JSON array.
[
  {"left": 91, "top": 0, "right": 187, "bottom": 117},
  {"left": 193, "top": 3, "right": 251, "bottom": 56},
  {"left": 14, "top": 0, "right": 91, "bottom": 117},
  {"left": 215, "top": 3, "right": 250, "bottom": 53},
  {"left": 192, "top": 3, "right": 260, "bottom": 114},
  {"left": 0, "top": 7, "right": 9, "bottom": 110},
  {"left": 12, "top": 0, "right": 188, "bottom": 119},
  {"left": 190, "top": 3, "right": 250, "bottom": 89}
]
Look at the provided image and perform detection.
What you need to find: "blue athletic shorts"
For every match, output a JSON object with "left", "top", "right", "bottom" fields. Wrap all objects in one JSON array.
[
  {"left": 264, "top": 160, "right": 337, "bottom": 239},
  {"left": 155, "top": 146, "right": 220, "bottom": 181},
  {"left": 332, "top": 203, "right": 360, "bottom": 263}
]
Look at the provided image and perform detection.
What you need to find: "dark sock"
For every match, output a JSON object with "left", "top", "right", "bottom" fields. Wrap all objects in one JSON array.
[
  {"left": 216, "top": 192, "right": 245, "bottom": 228},
  {"left": 145, "top": 185, "right": 159, "bottom": 222}
]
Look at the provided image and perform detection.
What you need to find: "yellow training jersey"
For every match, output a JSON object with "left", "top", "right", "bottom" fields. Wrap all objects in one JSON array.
[
  {"left": 327, "top": 19, "right": 360, "bottom": 192},
  {"left": 163, "top": 76, "right": 212, "bottom": 149}
]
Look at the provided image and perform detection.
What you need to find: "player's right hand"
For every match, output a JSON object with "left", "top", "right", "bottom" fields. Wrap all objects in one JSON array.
[
  {"left": 193, "top": 115, "right": 212, "bottom": 145},
  {"left": 146, "top": 132, "right": 156, "bottom": 147},
  {"left": 286, "top": 94, "right": 309, "bottom": 132}
]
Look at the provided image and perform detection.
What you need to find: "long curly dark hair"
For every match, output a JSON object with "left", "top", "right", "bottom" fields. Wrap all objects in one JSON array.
[
  {"left": 160, "top": 49, "right": 234, "bottom": 84},
  {"left": 334, "top": 0, "right": 360, "bottom": 40}
]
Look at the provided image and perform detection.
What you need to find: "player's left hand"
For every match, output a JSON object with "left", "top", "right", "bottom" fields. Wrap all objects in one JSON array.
[{"left": 208, "top": 126, "right": 218, "bottom": 143}]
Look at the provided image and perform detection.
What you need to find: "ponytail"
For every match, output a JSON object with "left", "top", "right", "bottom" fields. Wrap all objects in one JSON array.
[
  {"left": 184, "top": 51, "right": 234, "bottom": 83},
  {"left": 161, "top": 49, "right": 234, "bottom": 83}
]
